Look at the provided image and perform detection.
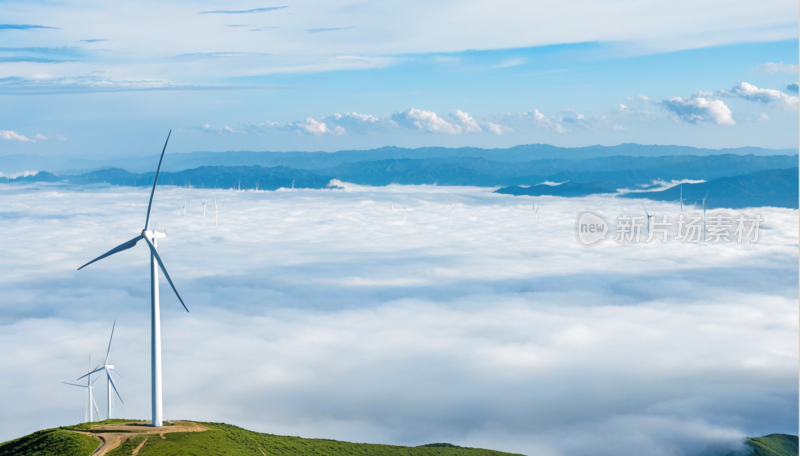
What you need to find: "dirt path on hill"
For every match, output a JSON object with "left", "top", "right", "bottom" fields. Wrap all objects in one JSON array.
[{"left": 76, "top": 421, "right": 209, "bottom": 456}]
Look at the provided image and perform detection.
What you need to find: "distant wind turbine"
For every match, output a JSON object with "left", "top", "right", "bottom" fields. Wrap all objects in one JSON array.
[
  {"left": 202, "top": 201, "right": 207, "bottom": 217},
  {"left": 63, "top": 356, "right": 101, "bottom": 423},
  {"left": 79, "top": 321, "right": 124, "bottom": 419},
  {"left": 77, "top": 131, "right": 190, "bottom": 427},
  {"left": 702, "top": 191, "right": 709, "bottom": 241},
  {"left": 678, "top": 186, "right": 685, "bottom": 214},
  {"left": 292, "top": 179, "right": 294, "bottom": 189},
  {"left": 256, "top": 181, "right": 259, "bottom": 191},
  {"left": 641, "top": 203, "right": 654, "bottom": 236},
  {"left": 533, "top": 204, "right": 539, "bottom": 222}
]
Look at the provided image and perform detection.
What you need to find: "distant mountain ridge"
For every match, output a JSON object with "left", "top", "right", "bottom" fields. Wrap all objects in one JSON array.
[{"left": 0, "top": 143, "right": 795, "bottom": 174}]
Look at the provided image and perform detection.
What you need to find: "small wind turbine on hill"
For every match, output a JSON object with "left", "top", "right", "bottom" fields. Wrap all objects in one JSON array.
[
  {"left": 78, "top": 321, "right": 124, "bottom": 420},
  {"left": 63, "top": 356, "right": 101, "bottom": 423},
  {"left": 77, "top": 130, "right": 191, "bottom": 427},
  {"left": 678, "top": 186, "right": 685, "bottom": 214}
]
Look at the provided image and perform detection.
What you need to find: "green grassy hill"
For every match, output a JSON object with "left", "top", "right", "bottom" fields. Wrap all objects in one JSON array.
[
  {"left": 0, "top": 420, "right": 523, "bottom": 456},
  {"left": 0, "top": 428, "right": 100, "bottom": 456},
  {"left": 746, "top": 434, "right": 799, "bottom": 456},
  {"left": 0, "top": 420, "right": 795, "bottom": 456}
]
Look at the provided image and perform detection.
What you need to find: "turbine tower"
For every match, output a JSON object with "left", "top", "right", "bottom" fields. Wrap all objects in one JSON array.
[
  {"left": 641, "top": 203, "right": 654, "bottom": 237},
  {"left": 79, "top": 320, "right": 124, "bottom": 419},
  {"left": 77, "top": 131, "right": 190, "bottom": 427},
  {"left": 701, "top": 191, "right": 709, "bottom": 242},
  {"left": 533, "top": 204, "right": 539, "bottom": 222},
  {"left": 678, "top": 186, "right": 685, "bottom": 214},
  {"left": 63, "top": 356, "right": 101, "bottom": 423},
  {"left": 202, "top": 201, "right": 207, "bottom": 217}
]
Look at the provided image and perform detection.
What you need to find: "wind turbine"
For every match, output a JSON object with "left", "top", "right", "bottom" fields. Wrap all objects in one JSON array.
[
  {"left": 533, "top": 204, "right": 540, "bottom": 222},
  {"left": 63, "top": 357, "right": 101, "bottom": 423},
  {"left": 678, "top": 186, "right": 685, "bottom": 214},
  {"left": 77, "top": 131, "right": 190, "bottom": 427},
  {"left": 202, "top": 201, "right": 207, "bottom": 217},
  {"left": 78, "top": 321, "right": 124, "bottom": 420},
  {"left": 641, "top": 203, "right": 654, "bottom": 237},
  {"left": 701, "top": 191, "right": 709, "bottom": 241},
  {"left": 256, "top": 181, "right": 259, "bottom": 191},
  {"left": 292, "top": 179, "right": 295, "bottom": 189}
]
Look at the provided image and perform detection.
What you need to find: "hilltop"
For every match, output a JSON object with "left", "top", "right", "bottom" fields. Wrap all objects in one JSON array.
[
  {"left": 0, "top": 420, "right": 523, "bottom": 456},
  {"left": 0, "top": 420, "right": 795, "bottom": 456}
]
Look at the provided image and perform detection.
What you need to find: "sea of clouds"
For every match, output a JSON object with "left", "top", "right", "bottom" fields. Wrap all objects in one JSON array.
[{"left": 0, "top": 182, "right": 796, "bottom": 456}]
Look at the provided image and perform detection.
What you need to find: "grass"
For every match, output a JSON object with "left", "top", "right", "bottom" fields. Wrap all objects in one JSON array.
[
  {"left": 1, "top": 419, "right": 795, "bottom": 456},
  {"left": 105, "top": 422, "right": 524, "bottom": 456},
  {"left": 746, "top": 434, "right": 799, "bottom": 456},
  {"left": 0, "top": 428, "right": 100, "bottom": 456}
]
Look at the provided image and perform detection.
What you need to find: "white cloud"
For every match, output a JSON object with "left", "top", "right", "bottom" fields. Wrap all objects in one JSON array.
[
  {"left": 450, "top": 109, "right": 482, "bottom": 133},
  {"left": 200, "top": 123, "right": 246, "bottom": 134},
  {"left": 390, "top": 108, "right": 463, "bottom": 134},
  {"left": 485, "top": 122, "right": 512, "bottom": 135},
  {"left": 244, "top": 118, "right": 345, "bottom": 136},
  {"left": 0, "top": 185, "right": 796, "bottom": 455},
  {"left": 57, "top": 135, "right": 67, "bottom": 141},
  {"left": 723, "top": 82, "right": 798, "bottom": 105},
  {"left": 754, "top": 61, "right": 799, "bottom": 74},
  {"left": 0, "top": 130, "right": 34, "bottom": 142},
  {"left": 34, "top": 134, "right": 48, "bottom": 140},
  {"left": 324, "top": 112, "right": 398, "bottom": 134},
  {"left": 661, "top": 96, "right": 735, "bottom": 126}
]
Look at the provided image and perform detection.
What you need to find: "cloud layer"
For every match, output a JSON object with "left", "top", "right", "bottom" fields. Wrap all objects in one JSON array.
[{"left": 0, "top": 183, "right": 796, "bottom": 456}]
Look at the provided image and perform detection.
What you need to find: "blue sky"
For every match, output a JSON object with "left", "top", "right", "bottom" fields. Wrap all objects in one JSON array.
[{"left": 0, "top": 0, "right": 797, "bottom": 156}]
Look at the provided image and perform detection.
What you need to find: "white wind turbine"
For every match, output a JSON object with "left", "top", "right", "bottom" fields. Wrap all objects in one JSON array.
[
  {"left": 77, "top": 131, "right": 190, "bottom": 427},
  {"left": 701, "top": 191, "right": 709, "bottom": 241},
  {"left": 213, "top": 199, "right": 218, "bottom": 227},
  {"left": 202, "top": 201, "right": 207, "bottom": 217},
  {"left": 678, "top": 186, "right": 685, "bottom": 214},
  {"left": 641, "top": 203, "right": 654, "bottom": 237},
  {"left": 78, "top": 320, "right": 124, "bottom": 420},
  {"left": 533, "top": 204, "right": 540, "bottom": 222},
  {"left": 63, "top": 357, "right": 101, "bottom": 423}
]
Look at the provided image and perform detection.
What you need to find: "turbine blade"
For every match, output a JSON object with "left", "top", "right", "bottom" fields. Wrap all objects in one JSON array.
[
  {"left": 91, "top": 376, "right": 101, "bottom": 385},
  {"left": 63, "top": 382, "right": 87, "bottom": 388},
  {"left": 106, "top": 369, "right": 124, "bottom": 404},
  {"left": 78, "top": 236, "right": 142, "bottom": 270},
  {"left": 104, "top": 320, "right": 116, "bottom": 365},
  {"left": 144, "top": 130, "right": 172, "bottom": 231},
  {"left": 144, "top": 237, "right": 189, "bottom": 312},
  {"left": 77, "top": 366, "right": 104, "bottom": 381}
]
